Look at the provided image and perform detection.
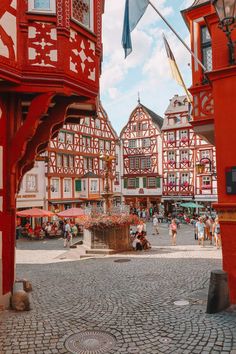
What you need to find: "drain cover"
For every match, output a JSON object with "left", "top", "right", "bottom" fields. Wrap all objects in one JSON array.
[
  {"left": 173, "top": 300, "right": 190, "bottom": 306},
  {"left": 65, "top": 330, "right": 116, "bottom": 354},
  {"left": 159, "top": 337, "right": 172, "bottom": 344},
  {"left": 114, "top": 259, "right": 131, "bottom": 263}
]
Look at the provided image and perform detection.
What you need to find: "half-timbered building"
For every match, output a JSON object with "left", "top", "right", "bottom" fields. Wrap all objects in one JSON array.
[
  {"left": 0, "top": 0, "right": 104, "bottom": 308},
  {"left": 162, "top": 95, "right": 217, "bottom": 214},
  {"left": 120, "top": 103, "right": 163, "bottom": 209},
  {"left": 46, "top": 103, "right": 119, "bottom": 211}
]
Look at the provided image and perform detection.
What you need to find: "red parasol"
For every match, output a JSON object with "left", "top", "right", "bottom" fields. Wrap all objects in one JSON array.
[
  {"left": 57, "top": 208, "right": 85, "bottom": 218},
  {"left": 16, "top": 208, "right": 54, "bottom": 217}
]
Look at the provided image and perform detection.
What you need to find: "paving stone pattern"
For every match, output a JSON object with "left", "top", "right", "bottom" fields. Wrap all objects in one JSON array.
[{"left": 0, "top": 224, "right": 236, "bottom": 353}]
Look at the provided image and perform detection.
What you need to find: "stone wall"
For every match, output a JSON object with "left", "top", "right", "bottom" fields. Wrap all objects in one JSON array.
[{"left": 83, "top": 225, "right": 132, "bottom": 251}]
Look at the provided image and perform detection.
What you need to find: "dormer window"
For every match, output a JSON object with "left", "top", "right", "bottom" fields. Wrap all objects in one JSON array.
[
  {"left": 72, "top": 0, "right": 94, "bottom": 31},
  {"left": 28, "top": 0, "right": 56, "bottom": 13}
]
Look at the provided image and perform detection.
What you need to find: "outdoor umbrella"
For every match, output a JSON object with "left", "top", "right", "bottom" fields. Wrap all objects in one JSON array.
[
  {"left": 57, "top": 208, "right": 85, "bottom": 218},
  {"left": 180, "top": 202, "right": 205, "bottom": 208},
  {"left": 16, "top": 208, "right": 54, "bottom": 217}
]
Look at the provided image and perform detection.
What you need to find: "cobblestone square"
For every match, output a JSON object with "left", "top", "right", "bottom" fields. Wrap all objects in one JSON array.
[{"left": 0, "top": 223, "right": 236, "bottom": 353}]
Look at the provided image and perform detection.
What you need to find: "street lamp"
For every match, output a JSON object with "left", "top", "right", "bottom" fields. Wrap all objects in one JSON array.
[
  {"left": 196, "top": 157, "right": 217, "bottom": 179},
  {"left": 211, "top": 0, "right": 236, "bottom": 64}
]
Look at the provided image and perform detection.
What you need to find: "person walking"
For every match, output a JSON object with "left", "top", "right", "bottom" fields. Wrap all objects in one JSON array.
[
  {"left": 152, "top": 215, "right": 159, "bottom": 235},
  {"left": 64, "top": 219, "right": 72, "bottom": 248},
  {"left": 170, "top": 219, "right": 177, "bottom": 246},
  {"left": 213, "top": 217, "right": 221, "bottom": 249},
  {"left": 196, "top": 217, "right": 205, "bottom": 247}
]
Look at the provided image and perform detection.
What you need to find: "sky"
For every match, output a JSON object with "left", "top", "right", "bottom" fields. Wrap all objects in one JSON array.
[{"left": 100, "top": 0, "right": 194, "bottom": 135}]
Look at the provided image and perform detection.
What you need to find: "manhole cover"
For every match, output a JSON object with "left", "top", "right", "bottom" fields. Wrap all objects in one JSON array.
[
  {"left": 173, "top": 300, "right": 190, "bottom": 306},
  {"left": 159, "top": 337, "right": 172, "bottom": 344},
  {"left": 65, "top": 331, "right": 116, "bottom": 354},
  {"left": 114, "top": 259, "right": 131, "bottom": 263}
]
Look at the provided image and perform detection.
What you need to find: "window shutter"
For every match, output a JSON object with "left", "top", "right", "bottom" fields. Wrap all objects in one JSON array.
[
  {"left": 143, "top": 177, "right": 147, "bottom": 188},
  {"left": 136, "top": 178, "right": 139, "bottom": 188},
  {"left": 124, "top": 178, "right": 128, "bottom": 188},
  {"left": 156, "top": 177, "right": 161, "bottom": 188},
  {"left": 75, "top": 179, "right": 82, "bottom": 192}
]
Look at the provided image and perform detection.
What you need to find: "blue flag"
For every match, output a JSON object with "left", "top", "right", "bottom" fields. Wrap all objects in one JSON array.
[{"left": 122, "top": 0, "right": 149, "bottom": 58}]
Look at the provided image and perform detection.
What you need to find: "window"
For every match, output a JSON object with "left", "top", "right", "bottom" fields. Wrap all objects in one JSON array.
[
  {"left": 201, "top": 150, "right": 210, "bottom": 159},
  {"left": 147, "top": 177, "right": 156, "bottom": 188},
  {"left": 82, "top": 136, "right": 91, "bottom": 147},
  {"left": 180, "top": 130, "right": 188, "bottom": 139},
  {"left": 142, "top": 123, "right": 148, "bottom": 130},
  {"left": 138, "top": 122, "right": 142, "bottom": 131},
  {"left": 167, "top": 132, "right": 175, "bottom": 141},
  {"left": 72, "top": 0, "right": 93, "bottom": 31},
  {"left": 141, "top": 157, "right": 151, "bottom": 169},
  {"left": 82, "top": 180, "right": 86, "bottom": 191},
  {"left": 66, "top": 133, "right": 74, "bottom": 144},
  {"left": 201, "top": 26, "right": 212, "bottom": 72},
  {"left": 51, "top": 178, "right": 59, "bottom": 193},
  {"left": 142, "top": 138, "right": 150, "bottom": 148},
  {"left": 175, "top": 116, "right": 181, "bottom": 124},
  {"left": 57, "top": 154, "right": 62, "bottom": 167},
  {"left": 105, "top": 141, "right": 111, "bottom": 151},
  {"left": 180, "top": 150, "right": 189, "bottom": 161},
  {"left": 202, "top": 176, "right": 211, "bottom": 189},
  {"left": 90, "top": 180, "right": 98, "bottom": 192},
  {"left": 69, "top": 155, "right": 74, "bottom": 168},
  {"left": 63, "top": 155, "right": 69, "bottom": 167},
  {"left": 128, "top": 178, "right": 136, "bottom": 188},
  {"left": 130, "top": 158, "right": 135, "bottom": 170},
  {"left": 168, "top": 151, "right": 175, "bottom": 161},
  {"left": 64, "top": 179, "right": 72, "bottom": 193},
  {"left": 99, "top": 140, "right": 104, "bottom": 151},
  {"left": 84, "top": 157, "right": 93, "bottom": 170},
  {"left": 132, "top": 125, "right": 137, "bottom": 132},
  {"left": 28, "top": 0, "right": 56, "bottom": 12},
  {"left": 168, "top": 174, "right": 176, "bottom": 185},
  {"left": 95, "top": 119, "right": 100, "bottom": 129},
  {"left": 64, "top": 179, "right": 71, "bottom": 193},
  {"left": 181, "top": 173, "right": 189, "bottom": 184},
  {"left": 58, "top": 132, "right": 65, "bottom": 143},
  {"left": 129, "top": 140, "right": 136, "bottom": 148},
  {"left": 84, "top": 117, "right": 90, "bottom": 126},
  {"left": 26, "top": 174, "right": 37, "bottom": 192}
]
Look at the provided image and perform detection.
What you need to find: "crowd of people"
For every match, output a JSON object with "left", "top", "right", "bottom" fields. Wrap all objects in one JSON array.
[
  {"left": 129, "top": 207, "right": 221, "bottom": 250},
  {"left": 193, "top": 215, "right": 221, "bottom": 248}
]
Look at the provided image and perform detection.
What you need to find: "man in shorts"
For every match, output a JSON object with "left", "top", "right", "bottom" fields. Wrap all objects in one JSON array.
[{"left": 196, "top": 217, "right": 205, "bottom": 247}]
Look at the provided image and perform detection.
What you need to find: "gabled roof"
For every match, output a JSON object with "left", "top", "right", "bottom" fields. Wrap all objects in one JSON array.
[
  {"left": 120, "top": 102, "right": 163, "bottom": 138},
  {"left": 140, "top": 104, "right": 164, "bottom": 130},
  {"left": 162, "top": 94, "right": 191, "bottom": 131}
]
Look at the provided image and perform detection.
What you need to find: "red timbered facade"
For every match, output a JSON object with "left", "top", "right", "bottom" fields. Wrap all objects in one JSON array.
[
  {"left": 182, "top": 0, "right": 236, "bottom": 302},
  {"left": 162, "top": 95, "right": 217, "bottom": 214},
  {"left": 120, "top": 103, "right": 163, "bottom": 208},
  {"left": 0, "top": 0, "right": 104, "bottom": 308},
  {"left": 46, "top": 103, "right": 119, "bottom": 210}
]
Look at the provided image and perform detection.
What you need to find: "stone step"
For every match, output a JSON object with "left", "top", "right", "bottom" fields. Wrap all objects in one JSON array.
[{"left": 85, "top": 249, "right": 117, "bottom": 255}]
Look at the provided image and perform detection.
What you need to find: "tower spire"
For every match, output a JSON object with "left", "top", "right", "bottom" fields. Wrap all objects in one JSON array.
[{"left": 137, "top": 91, "right": 141, "bottom": 104}]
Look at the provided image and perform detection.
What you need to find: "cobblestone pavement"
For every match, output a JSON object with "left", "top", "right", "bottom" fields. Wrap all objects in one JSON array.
[{"left": 1, "top": 224, "right": 236, "bottom": 354}]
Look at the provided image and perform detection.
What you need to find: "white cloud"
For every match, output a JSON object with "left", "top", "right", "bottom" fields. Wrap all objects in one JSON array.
[{"left": 100, "top": 0, "right": 192, "bottom": 134}]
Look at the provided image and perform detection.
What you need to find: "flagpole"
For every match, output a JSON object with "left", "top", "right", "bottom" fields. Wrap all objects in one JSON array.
[{"left": 148, "top": 0, "right": 207, "bottom": 72}]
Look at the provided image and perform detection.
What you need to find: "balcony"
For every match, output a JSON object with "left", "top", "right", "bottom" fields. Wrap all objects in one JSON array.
[{"left": 189, "top": 84, "right": 215, "bottom": 145}]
